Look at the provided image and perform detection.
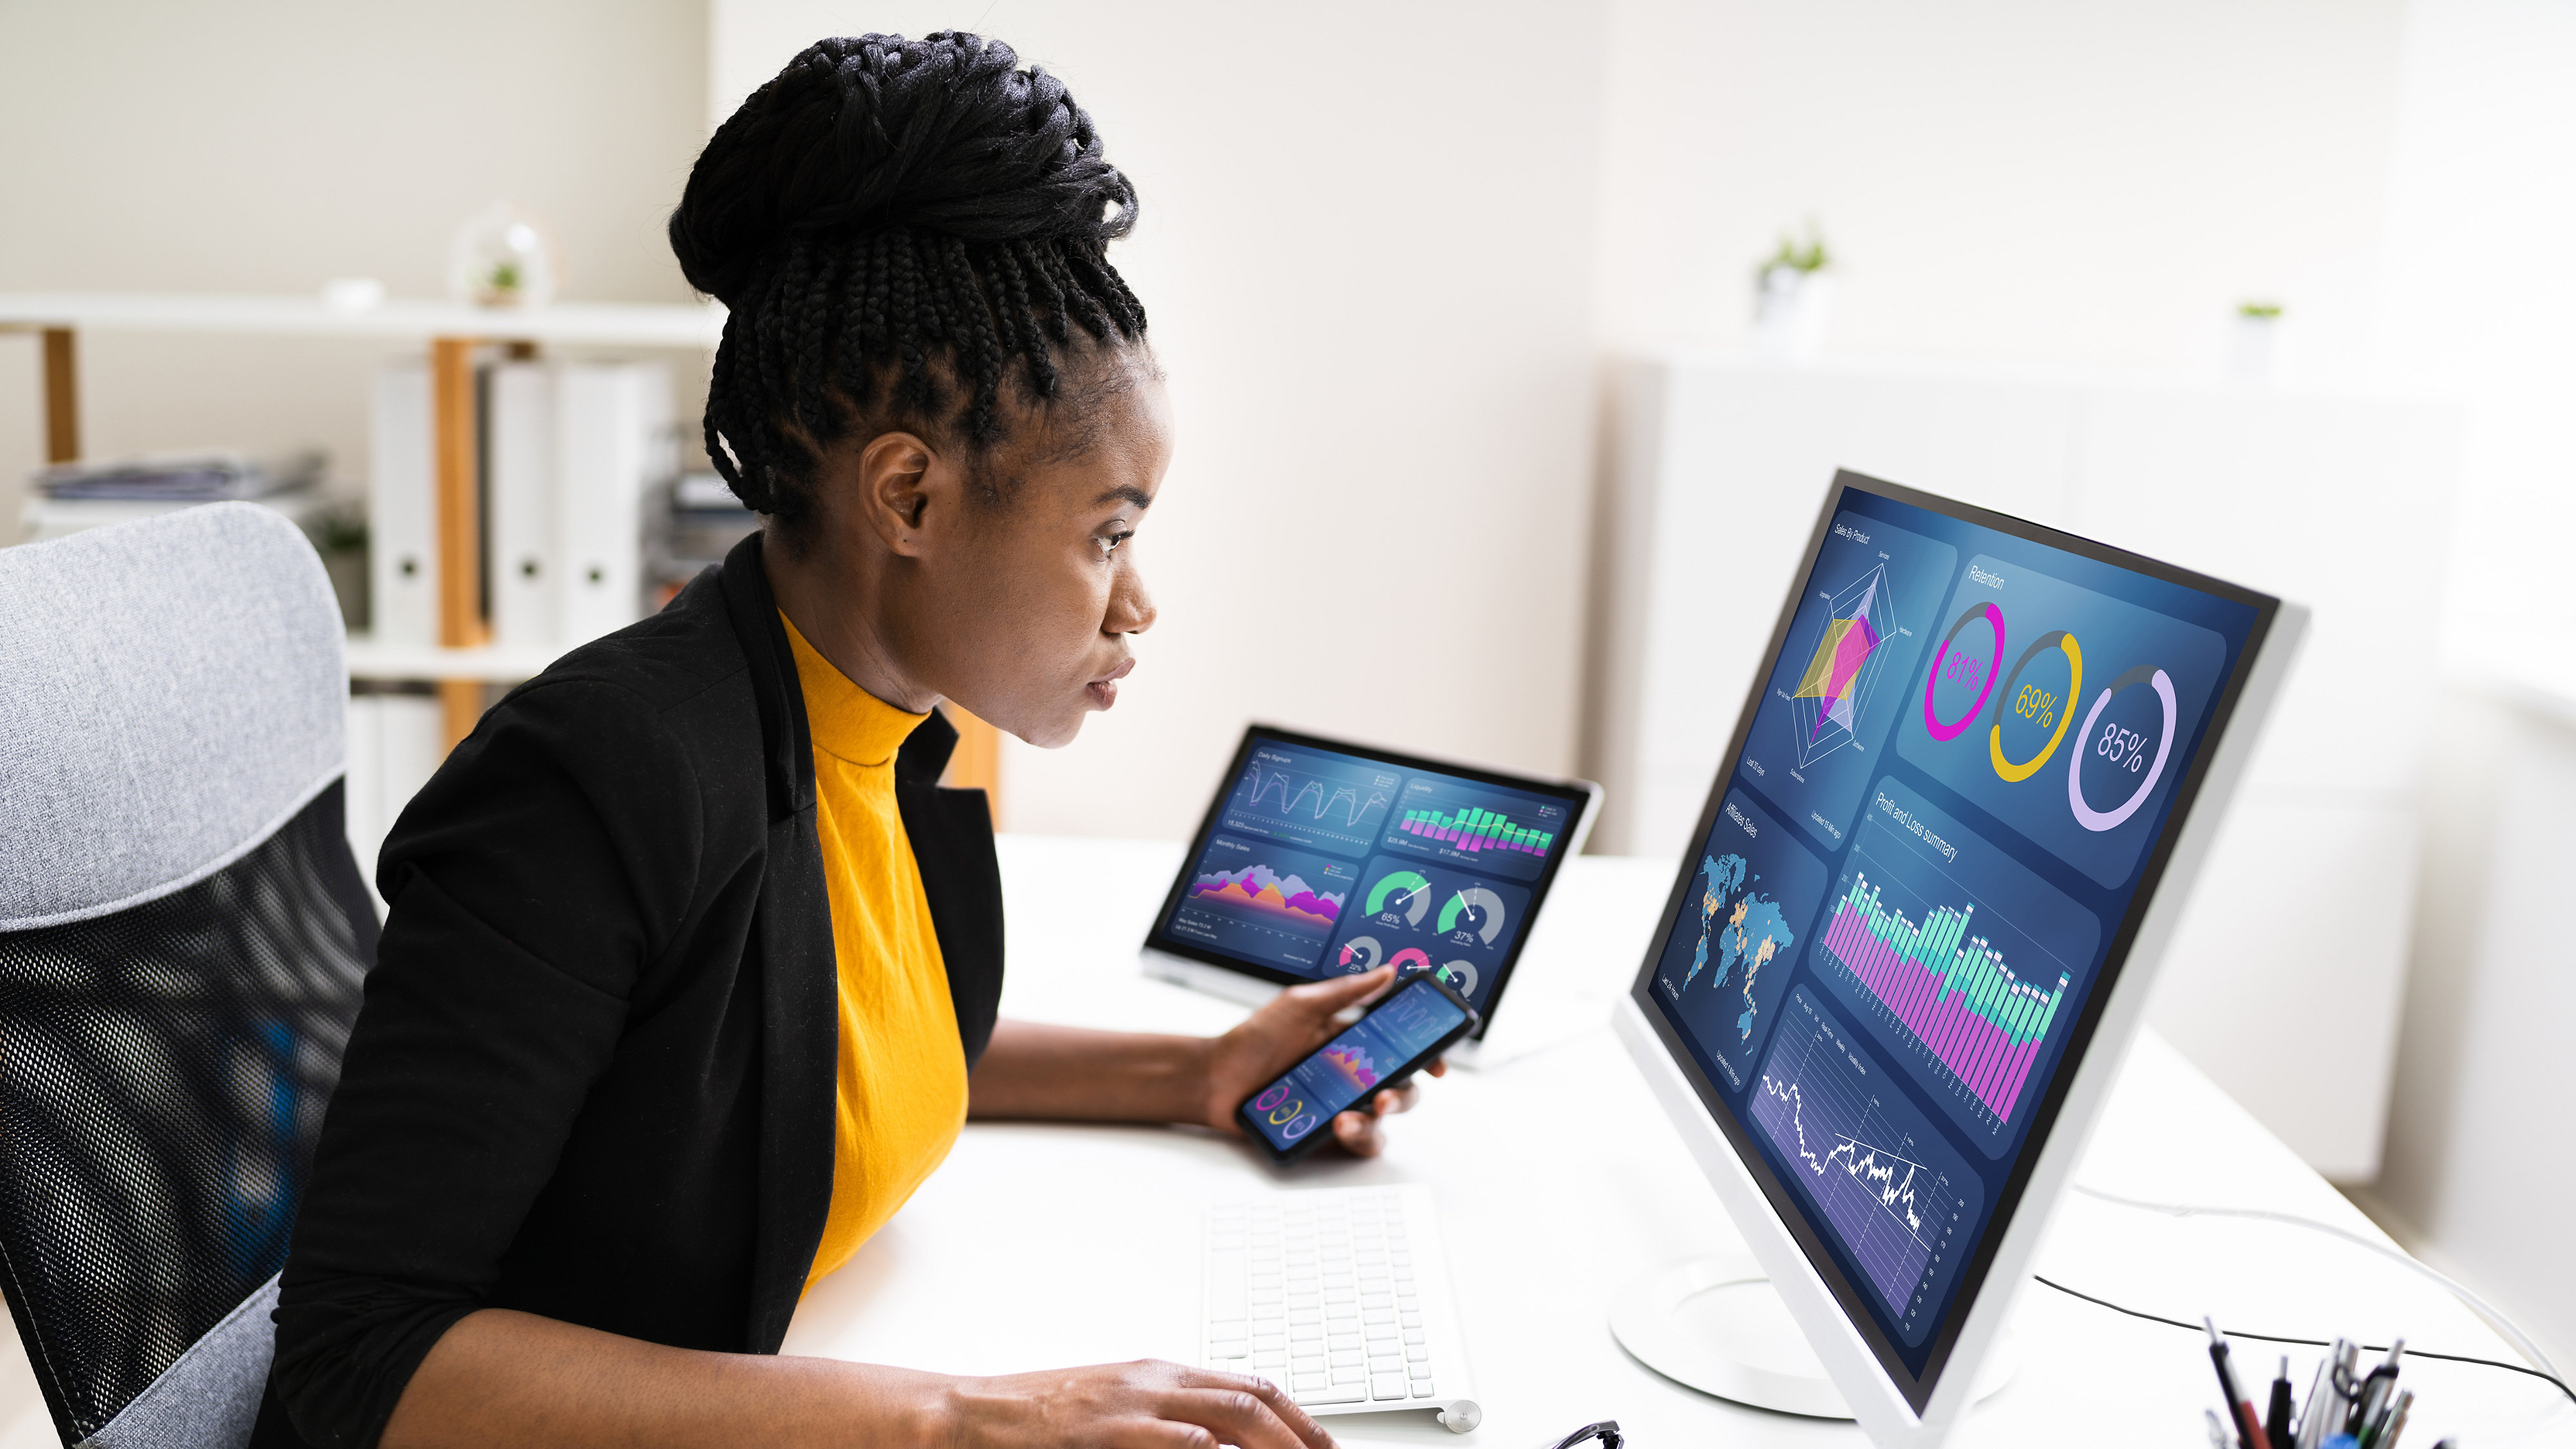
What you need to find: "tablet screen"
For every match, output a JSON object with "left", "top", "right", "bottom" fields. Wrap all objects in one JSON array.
[{"left": 1144, "top": 727, "right": 1594, "bottom": 1031}]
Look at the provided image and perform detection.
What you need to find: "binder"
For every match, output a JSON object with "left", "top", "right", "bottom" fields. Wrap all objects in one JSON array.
[
  {"left": 485, "top": 361, "right": 558, "bottom": 649},
  {"left": 367, "top": 365, "right": 437, "bottom": 647},
  {"left": 556, "top": 361, "right": 673, "bottom": 647}
]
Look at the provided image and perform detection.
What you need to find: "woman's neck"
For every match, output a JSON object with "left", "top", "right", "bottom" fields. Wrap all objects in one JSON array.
[{"left": 761, "top": 528, "right": 942, "bottom": 714}]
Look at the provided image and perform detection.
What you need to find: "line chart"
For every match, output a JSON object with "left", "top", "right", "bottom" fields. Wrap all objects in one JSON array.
[
  {"left": 1748, "top": 986, "right": 1980, "bottom": 1327},
  {"left": 1242, "top": 764, "right": 1392, "bottom": 830}
]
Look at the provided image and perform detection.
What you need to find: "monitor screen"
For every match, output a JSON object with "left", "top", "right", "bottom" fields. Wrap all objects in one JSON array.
[
  {"left": 1628, "top": 473, "right": 2277, "bottom": 1411},
  {"left": 1244, "top": 977, "right": 1473, "bottom": 1151},
  {"left": 1144, "top": 726, "right": 1593, "bottom": 1033}
]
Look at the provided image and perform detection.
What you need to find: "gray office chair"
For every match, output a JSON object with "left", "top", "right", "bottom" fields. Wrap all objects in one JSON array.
[{"left": 0, "top": 502, "right": 375, "bottom": 1448}]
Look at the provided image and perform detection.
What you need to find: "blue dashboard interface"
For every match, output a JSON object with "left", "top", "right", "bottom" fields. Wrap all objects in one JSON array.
[
  {"left": 1245, "top": 978, "right": 1470, "bottom": 1151},
  {"left": 1643, "top": 486, "right": 2260, "bottom": 1378},
  {"left": 1154, "top": 735, "right": 1582, "bottom": 1018}
]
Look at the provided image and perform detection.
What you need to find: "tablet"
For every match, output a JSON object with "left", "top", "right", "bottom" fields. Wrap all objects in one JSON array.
[{"left": 1141, "top": 725, "right": 1600, "bottom": 1047}]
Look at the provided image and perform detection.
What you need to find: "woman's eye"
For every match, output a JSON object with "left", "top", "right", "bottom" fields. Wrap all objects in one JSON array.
[{"left": 1100, "top": 530, "right": 1132, "bottom": 554}]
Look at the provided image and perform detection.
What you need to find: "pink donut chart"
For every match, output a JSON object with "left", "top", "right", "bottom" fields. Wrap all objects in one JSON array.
[{"left": 1922, "top": 601, "right": 2005, "bottom": 742}]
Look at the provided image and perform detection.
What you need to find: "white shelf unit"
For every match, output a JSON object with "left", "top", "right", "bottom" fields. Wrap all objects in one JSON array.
[
  {"left": 1, "top": 290, "right": 719, "bottom": 745},
  {"left": 1585, "top": 348, "right": 2465, "bottom": 1179}
]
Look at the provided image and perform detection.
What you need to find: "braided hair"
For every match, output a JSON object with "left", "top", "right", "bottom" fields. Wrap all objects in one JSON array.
[{"left": 670, "top": 33, "right": 1150, "bottom": 527}]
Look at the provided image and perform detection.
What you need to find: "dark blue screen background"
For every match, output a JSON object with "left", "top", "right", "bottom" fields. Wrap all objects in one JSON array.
[
  {"left": 1244, "top": 978, "right": 1470, "bottom": 1151},
  {"left": 1645, "top": 485, "right": 2262, "bottom": 1379},
  {"left": 1157, "top": 736, "right": 1583, "bottom": 1018}
]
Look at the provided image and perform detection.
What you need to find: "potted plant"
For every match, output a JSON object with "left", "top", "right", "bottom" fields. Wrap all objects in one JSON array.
[{"left": 1753, "top": 223, "right": 1835, "bottom": 364}]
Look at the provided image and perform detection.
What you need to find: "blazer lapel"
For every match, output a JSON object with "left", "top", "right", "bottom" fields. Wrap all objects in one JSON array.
[{"left": 715, "top": 533, "right": 838, "bottom": 1352}]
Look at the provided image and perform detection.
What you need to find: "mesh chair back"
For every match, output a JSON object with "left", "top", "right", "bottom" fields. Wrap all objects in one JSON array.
[{"left": 0, "top": 504, "right": 374, "bottom": 1448}]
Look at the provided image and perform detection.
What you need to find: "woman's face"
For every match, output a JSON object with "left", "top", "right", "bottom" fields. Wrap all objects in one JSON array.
[{"left": 871, "top": 348, "right": 1173, "bottom": 748}]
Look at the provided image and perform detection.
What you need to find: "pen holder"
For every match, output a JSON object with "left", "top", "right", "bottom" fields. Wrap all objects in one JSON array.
[{"left": 2202, "top": 1318, "right": 2420, "bottom": 1449}]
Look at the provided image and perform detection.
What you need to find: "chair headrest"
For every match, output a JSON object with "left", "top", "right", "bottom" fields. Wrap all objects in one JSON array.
[{"left": 0, "top": 502, "right": 345, "bottom": 929}]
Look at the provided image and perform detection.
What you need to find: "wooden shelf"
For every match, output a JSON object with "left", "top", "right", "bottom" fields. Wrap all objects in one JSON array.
[{"left": 0, "top": 291, "right": 724, "bottom": 348}]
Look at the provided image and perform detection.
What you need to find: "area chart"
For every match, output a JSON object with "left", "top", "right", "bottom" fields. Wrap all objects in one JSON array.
[{"left": 1817, "top": 873, "right": 2066, "bottom": 1124}]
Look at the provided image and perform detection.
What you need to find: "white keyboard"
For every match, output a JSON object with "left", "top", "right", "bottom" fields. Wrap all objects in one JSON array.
[{"left": 1200, "top": 1185, "right": 1481, "bottom": 1431}]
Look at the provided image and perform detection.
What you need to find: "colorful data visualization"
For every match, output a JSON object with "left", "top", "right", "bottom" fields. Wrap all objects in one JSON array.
[
  {"left": 1326, "top": 859, "right": 1530, "bottom": 1011},
  {"left": 1812, "top": 777, "right": 2101, "bottom": 1153},
  {"left": 1897, "top": 554, "right": 2228, "bottom": 888},
  {"left": 1381, "top": 775, "right": 1572, "bottom": 882},
  {"left": 1738, "top": 514, "right": 1956, "bottom": 850},
  {"left": 1166, "top": 835, "right": 1360, "bottom": 971},
  {"left": 1244, "top": 979, "right": 1471, "bottom": 1152},
  {"left": 1748, "top": 987, "right": 1982, "bottom": 1343},
  {"left": 1650, "top": 789, "right": 1828, "bottom": 1091}
]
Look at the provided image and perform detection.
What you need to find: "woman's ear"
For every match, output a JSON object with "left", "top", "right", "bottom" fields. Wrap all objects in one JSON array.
[{"left": 853, "top": 431, "right": 940, "bottom": 556}]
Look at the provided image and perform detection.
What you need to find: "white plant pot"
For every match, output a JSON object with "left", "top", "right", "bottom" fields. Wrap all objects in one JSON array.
[{"left": 1753, "top": 269, "right": 1835, "bottom": 364}]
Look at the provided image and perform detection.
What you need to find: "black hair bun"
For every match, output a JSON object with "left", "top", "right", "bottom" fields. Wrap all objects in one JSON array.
[{"left": 670, "top": 32, "right": 1136, "bottom": 305}]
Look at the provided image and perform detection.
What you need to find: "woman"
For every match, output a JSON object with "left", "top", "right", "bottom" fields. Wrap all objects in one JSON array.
[{"left": 264, "top": 33, "right": 1431, "bottom": 1449}]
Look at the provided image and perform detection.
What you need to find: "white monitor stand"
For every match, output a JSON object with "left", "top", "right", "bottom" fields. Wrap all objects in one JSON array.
[{"left": 1607, "top": 1255, "right": 2016, "bottom": 1418}]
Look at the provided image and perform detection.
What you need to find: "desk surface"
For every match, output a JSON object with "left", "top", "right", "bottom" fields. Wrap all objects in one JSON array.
[{"left": 787, "top": 837, "right": 2571, "bottom": 1448}]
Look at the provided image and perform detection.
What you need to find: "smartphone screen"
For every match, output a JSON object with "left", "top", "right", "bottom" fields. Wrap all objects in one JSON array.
[{"left": 1240, "top": 976, "right": 1473, "bottom": 1154}]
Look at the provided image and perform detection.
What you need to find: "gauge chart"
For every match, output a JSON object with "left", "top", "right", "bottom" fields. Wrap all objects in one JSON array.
[{"left": 1748, "top": 985, "right": 1982, "bottom": 1341}]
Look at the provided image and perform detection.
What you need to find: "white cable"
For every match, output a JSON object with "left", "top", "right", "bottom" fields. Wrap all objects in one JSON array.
[{"left": 2069, "top": 1181, "right": 2567, "bottom": 1389}]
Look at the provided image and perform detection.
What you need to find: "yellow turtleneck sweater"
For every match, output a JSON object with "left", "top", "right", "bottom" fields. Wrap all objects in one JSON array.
[{"left": 782, "top": 614, "right": 970, "bottom": 1291}]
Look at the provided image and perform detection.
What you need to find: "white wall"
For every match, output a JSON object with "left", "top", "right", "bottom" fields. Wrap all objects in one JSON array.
[
  {"left": 2379, "top": 686, "right": 2576, "bottom": 1370},
  {"left": 1592, "top": 0, "right": 2410, "bottom": 377},
  {"left": 0, "top": 0, "right": 710, "bottom": 517},
  {"left": 713, "top": 1, "right": 1611, "bottom": 838}
]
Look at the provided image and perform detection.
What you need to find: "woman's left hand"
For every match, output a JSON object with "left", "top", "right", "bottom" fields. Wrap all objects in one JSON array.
[{"left": 1198, "top": 965, "right": 1444, "bottom": 1158}]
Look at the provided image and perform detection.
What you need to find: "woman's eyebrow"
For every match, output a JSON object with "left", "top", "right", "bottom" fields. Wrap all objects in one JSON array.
[{"left": 1094, "top": 485, "right": 1155, "bottom": 508}]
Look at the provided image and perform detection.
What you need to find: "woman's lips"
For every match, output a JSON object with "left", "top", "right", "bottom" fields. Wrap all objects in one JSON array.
[{"left": 1086, "top": 657, "right": 1135, "bottom": 709}]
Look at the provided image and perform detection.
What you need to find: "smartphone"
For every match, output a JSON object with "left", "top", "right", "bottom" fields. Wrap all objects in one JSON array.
[{"left": 1236, "top": 970, "right": 1481, "bottom": 1163}]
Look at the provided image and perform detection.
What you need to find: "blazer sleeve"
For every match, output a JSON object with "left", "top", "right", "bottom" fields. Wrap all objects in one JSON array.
[{"left": 268, "top": 677, "right": 705, "bottom": 1448}]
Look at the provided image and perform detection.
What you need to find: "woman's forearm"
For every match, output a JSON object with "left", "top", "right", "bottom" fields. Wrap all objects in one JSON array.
[
  {"left": 379, "top": 1309, "right": 945, "bottom": 1449},
  {"left": 382, "top": 1307, "right": 1331, "bottom": 1449},
  {"left": 967, "top": 1018, "right": 1215, "bottom": 1124}
]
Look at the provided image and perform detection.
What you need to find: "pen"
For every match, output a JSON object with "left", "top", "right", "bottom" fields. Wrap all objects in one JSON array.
[
  {"left": 2207, "top": 1317, "right": 2273, "bottom": 1449},
  {"left": 2297, "top": 1350, "right": 2333, "bottom": 1449},
  {"left": 2267, "top": 1354, "right": 2296, "bottom": 1449},
  {"left": 2349, "top": 1339, "right": 2403, "bottom": 1435},
  {"left": 2364, "top": 1388, "right": 2412, "bottom": 1449}
]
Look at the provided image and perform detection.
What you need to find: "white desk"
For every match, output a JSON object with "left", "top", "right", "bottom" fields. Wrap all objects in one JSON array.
[{"left": 787, "top": 837, "right": 2572, "bottom": 1448}]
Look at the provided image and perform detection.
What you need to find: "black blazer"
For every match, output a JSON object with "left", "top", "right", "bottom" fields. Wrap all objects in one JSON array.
[{"left": 260, "top": 534, "right": 1004, "bottom": 1449}]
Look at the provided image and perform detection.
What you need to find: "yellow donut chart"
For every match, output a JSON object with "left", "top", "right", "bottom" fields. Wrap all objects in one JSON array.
[{"left": 1989, "top": 630, "right": 2082, "bottom": 783}]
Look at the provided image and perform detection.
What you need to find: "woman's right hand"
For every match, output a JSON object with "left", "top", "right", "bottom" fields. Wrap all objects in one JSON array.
[{"left": 933, "top": 1359, "right": 1333, "bottom": 1449}]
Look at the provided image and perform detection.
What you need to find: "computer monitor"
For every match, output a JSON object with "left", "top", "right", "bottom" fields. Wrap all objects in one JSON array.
[{"left": 1611, "top": 470, "right": 2303, "bottom": 1446}]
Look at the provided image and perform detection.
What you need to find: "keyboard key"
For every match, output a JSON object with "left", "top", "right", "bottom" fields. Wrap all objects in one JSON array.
[
  {"left": 1371, "top": 1374, "right": 1408, "bottom": 1399},
  {"left": 1410, "top": 1380, "right": 1434, "bottom": 1397},
  {"left": 1207, "top": 1320, "right": 1245, "bottom": 1341},
  {"left": 1410, "top": 1358, "right": 1433, "bottom": 1378},
  {"left": 1364, "top": 1321, "right": 1398, "bottom": 1341},
  {"left": 1289, "top": 1324, "right": 1321, "bottom": 1343},
  {"left": 1406, "top": 1343, "right": 1429, "bottom": 1361},
  {"left": 1252, "top": 1336, "right": 1284, "bottom": 1352},
  {"left": 1400, "top": 1313, "right": 1422, "bottom": 1329},
  {"left": 1298, "top": 1385, "right": 1366, "bottom": 1406},
  {"left": 1362, "top": 1309, "right": 1394, "bottom": 1325},
  {"left": 1209, "top": 1341, "right": 1247, "bottom": 1359},
  {"left": 1368, "top": 1354, "right": 1403, "bottom": 1373}
]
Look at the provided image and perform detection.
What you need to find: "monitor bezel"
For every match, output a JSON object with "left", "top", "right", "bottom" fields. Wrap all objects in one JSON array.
[
  {"left": 1143, "top": 723, "right": 1602, "bottom": 1041},
  {"left": 1622, "top": 469, "right": 2286, "bottom": 1424}
]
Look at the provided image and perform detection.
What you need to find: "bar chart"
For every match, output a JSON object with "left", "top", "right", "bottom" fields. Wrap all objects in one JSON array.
[
  {"left": 1814, "top": 777, "right": 2101, "bottom": 1153},
  {"left": 1817, "top": 873, "right": 2065, "bottom": 1125},
  {"left": 1394, "top": 803, "right": 1555, "bottom": 859}
]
